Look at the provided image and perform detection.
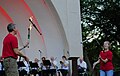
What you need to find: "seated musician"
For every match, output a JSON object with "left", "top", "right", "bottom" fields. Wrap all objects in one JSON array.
[
  {"left": 59, "top": 56, "right": 69, "bottom": 76},
  {"left": 30, "top": 58, "right": 41, "bottom": 76},
  {"left": 40, "top": 57, "right": 51, "bottom": 76},
  {"left": 50, "top": 56, "right": 58, "bottom": 76},
  {"left": 40, "top": 57, "right": 47, "bottom": 70},
  {"left": 18, "top": 58, "right": 30, "bottom": 76},
  {"left": 78, "top": 57, "right": 87, "bottom": 76}
]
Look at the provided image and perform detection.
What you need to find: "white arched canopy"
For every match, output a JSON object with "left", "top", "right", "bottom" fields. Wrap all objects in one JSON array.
[
  {"left": 0, "top": 0, "right": 83, "bottom": 65},
  {"left": 0, "top": 0, "right": 68, "bottom": 61}
]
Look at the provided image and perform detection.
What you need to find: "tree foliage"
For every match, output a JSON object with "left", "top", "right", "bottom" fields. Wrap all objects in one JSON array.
[{"left": 81, "top": 0, "right": 120, "bottom": 72}]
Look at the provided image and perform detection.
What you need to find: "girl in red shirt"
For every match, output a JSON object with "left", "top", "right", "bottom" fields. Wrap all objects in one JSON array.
[{"left": 93, "top": 41, "right": 114, "bottom": 76}]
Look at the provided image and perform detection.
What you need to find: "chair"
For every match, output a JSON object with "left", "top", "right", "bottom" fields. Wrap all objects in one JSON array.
[{"left": 78, "top": 68, "right": 88, "bottom": 76}]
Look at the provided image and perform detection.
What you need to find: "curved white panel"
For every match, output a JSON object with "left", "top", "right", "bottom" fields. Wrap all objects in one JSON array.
[
  {"left": 25, "top": 0, "right": 69, "bottom": 61},
  {"left": 51, "top": 0, "right": 83, "bottom": 57},
  {"left": 0, "top": 0, "right": 82, "bottom": 66},
  {"left": 0, "top": 0, "right": 69, "bottom": 62}
]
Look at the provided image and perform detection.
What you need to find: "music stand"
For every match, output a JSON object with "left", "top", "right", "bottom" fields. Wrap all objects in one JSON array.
[
  {"left": 29, "top": 62, "right": 39, "bottom": 68},
  {"left": 42, "top": 60, "right": 51, "bottom": 75},
  {"left": 17, "top": 61, "right": 26, "bottom": 68},
  {"left": 41, "top": 60, "right": 51, "bottom": 76},
  {"left": 17, "top": 61, "right": 28, "bottom": 76},
  {"left": 29, "top": 62, "right": 39, "bottom": 76},
  {"left": 43, "top": 60, "right": 51, "bottom": 66}
]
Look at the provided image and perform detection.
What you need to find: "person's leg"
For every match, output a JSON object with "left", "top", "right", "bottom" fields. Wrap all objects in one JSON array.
[
  {"left": 100, "top": 70, "right": 105, "bottom": 76},
  {"left": 62, "top": 70, "right": 68, "bottom": 76},
  {"left": 3, "top": 57, "right": 19, "bottom": 76},
  {"left": 0, "top": 71, "right": 3, "bottom": 76},
  {"left": 106, "top": 70, "right": 113, "bottom": 76},
  {"left": 57, "top": 70, "right": 61, "bottom": 76},
  {"left": 38, "top": 71, "right": 41, "bottom": 76}
]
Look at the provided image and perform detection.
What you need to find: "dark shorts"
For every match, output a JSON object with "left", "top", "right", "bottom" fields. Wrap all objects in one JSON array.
[{"left": 3, "top": 57, "right": 19, "bottom": 76}]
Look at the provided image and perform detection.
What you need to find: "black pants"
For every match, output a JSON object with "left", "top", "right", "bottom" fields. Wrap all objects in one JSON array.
[
  {"left": 0, "top": 70, "right": 5, "bottom": 76},
  {"left": 19, "top": 70, "right": 27, "bottom": 76},
  {"left": 30, "top": 69, "right": 41, "bottom": 76},
  {"left": 58, "top": 69, "right": 68, "bottom": 76},
  {"left": 49, "top": 69, "right": 56, "bottom": 76}
]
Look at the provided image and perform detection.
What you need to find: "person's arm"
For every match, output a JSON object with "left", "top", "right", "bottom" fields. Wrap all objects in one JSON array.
[
  {"left": 83, "top": 61, "right": 87, "bottom": 69},
  {"left": 52, "top": 61, "right": 57, "bottom": 68},
  {"left": 19, "top": 42, "right": 29, "bottom": 51},
  {"left": 99, "top": 57, "right": 108, "bottom": 63},
  {"left": 93, "top": 59, "right": 100, "bottom": 69},
  {"left": 13, "top": 48, "right": 29, "bottom": 62},
  {"left": 63, "top": 61, "right": 69, "bottom": 67},
  {"left": 99, "top": 51, "right": 112, "bottom": 63}
]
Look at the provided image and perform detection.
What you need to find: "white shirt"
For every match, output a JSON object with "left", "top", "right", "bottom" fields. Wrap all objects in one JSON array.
[
  {"left": 0, "top": 62, "right": 2, "bottom": 71},
  {"left": 61, "top": 60, "right": 69, "bottom": 70},
  {"left": 23, "top": 61, "right": 30, "bottom": 74},
  {"left": 78, "top": 60, "right": 87, "bottom": 71},
  {"left": 50, "top": 60, "right": 57, "bottom": 69}
]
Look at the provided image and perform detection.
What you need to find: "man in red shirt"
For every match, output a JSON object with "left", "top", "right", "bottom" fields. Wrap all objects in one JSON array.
[
  {"left": 2, "top": 23, "right": 29, "bottom": 76},
  {"left": 93, "top": 41, "right": 114, "bottom": 76}
]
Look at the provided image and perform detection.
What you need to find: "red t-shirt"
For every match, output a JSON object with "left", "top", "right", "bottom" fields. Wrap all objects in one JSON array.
[
  {"left": 2, "top": 34, "right": 18, "bottom": 59},
  {"left": 99, "top": 50, "right": 114, "bottom": 71}
]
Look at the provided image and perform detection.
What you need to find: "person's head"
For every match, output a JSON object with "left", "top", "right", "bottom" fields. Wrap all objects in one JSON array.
[
  {"left": 79, "top": 56, "right": 83, "bottom": 63},
  {"left": 103, "top": 41, "right": 111, "bottom": 50},
  {"left": 62, "top": 56, "right": 67, "bottom": 61},
  {"left": 50, "top": 56, "right": 55, "bottom": 61},
  {"left": 7, "top": 23, "right": 17, "bottom": 35},
  {"left": 34, "top": 58, "right": 39, "bottom": 63},
  {"left": 41, "top": 57, "right": 46, "bottom": 61}
]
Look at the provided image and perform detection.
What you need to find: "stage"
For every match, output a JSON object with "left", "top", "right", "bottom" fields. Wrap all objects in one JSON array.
[{"left": 0, "top": 0, "right": 82, "bottom": 66}]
